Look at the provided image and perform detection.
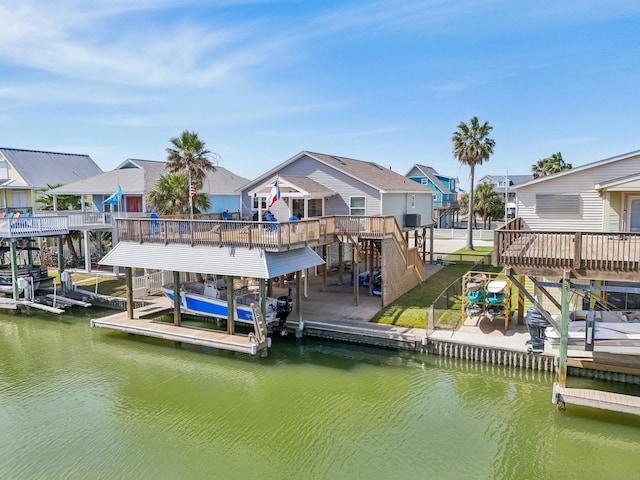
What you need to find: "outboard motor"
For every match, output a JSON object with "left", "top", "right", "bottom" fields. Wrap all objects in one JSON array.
[
  {"left": 275, "top": 294, "right": 293, "bottom": 334},
  {"left": 525, "top": 307, "right": 550, "bottom": 354}
]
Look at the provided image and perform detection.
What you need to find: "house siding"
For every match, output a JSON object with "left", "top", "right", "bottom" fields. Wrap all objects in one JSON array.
[
  {"left": 241, "top": 155, "right": 382, "bottom": 219},
  {"left": 382, "top": 193, "right": 433, "bottom": 228},
  {"left": 517, "top": 154, "right": 640, "bottom": 231}
]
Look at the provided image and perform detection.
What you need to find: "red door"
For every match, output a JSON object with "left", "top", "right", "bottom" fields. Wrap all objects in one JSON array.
[{"left": 126, "top": 196, "right": 142, "bottom": 212}]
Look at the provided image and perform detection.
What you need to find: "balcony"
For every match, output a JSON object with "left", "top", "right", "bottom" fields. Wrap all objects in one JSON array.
[{"left": 493, "top": 218, "right": 640, "bottom": 280}]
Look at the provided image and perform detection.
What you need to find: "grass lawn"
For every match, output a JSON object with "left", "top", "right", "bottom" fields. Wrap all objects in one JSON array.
[{"left": 371, "top": 246, "right": 500, "bottom": 329}]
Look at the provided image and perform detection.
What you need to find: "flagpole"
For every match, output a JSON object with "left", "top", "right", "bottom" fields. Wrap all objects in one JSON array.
[{"left": 189, "top": 171, "right": 194, "bottom": 221}]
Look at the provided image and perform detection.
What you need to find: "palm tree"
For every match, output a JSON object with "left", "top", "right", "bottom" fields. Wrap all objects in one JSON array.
[
  {"left": 146, "top": 173, "right": 211, "bottom": 215},
  {"left": 531, "top": 152, "right": 572, "bottom": 178},
  {"left": 452, "top": 117, "right": 495, "bottom": 250},
  {"left": 474, "top": 182, "right": 504, "bottom": 229},
  {"left": 166, "top": 131, "right": 218, "bottom": 219}
]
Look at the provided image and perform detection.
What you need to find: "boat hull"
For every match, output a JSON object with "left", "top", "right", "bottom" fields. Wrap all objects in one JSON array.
[{"left": 161, "top": 284, "right": 277, "bottom": 324}]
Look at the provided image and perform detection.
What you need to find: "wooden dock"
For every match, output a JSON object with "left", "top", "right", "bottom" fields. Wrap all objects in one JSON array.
[
  {"left": 90, "top": 298, "right": 268, "bottom": 355},
  {"left": 553, "top": 383, "right": 640, "bottom": 416}
]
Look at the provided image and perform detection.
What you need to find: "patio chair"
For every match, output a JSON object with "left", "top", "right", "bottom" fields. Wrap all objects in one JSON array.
[
  {"left": 221, "top": 210, "right": 231, "bottom": 221},
  {"left": 149, "top": 213, "right": 160, "bottom": 236}
]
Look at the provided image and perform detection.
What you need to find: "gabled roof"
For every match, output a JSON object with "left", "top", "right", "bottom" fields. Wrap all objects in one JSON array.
[
  {"left": 47, "top": 159, "right": 249, "bottom": 196},
  {"left": 406, "top": 164, "right": 455, "bottom": 193},
  {"left": 243, "top": 151, "right": 434, "bottom": 194},
  {"left": 247, "top": 175, "right": 336, "bottom": 198},
  {"left": 515, "top": 149, "right": 640, "bottom": 189},
  {"left": 0, "top": 147, "right": 103, "bottom": 188}
]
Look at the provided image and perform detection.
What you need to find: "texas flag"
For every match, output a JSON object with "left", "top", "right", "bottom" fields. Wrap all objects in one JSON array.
[{"left": 267, "top": 180, "right": 280, "bottom": 208}]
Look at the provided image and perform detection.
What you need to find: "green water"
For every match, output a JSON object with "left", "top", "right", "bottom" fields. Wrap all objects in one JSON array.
[{"left": 1, "top": 309, "right": 640, "bottom": 479}]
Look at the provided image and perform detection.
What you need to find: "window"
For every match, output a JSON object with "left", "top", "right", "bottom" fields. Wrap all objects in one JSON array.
[
  {"left": 308, "top": 198, "right": 322, "bottom": 217},
  {"left": 421, "top": 178, "right": 428, "bottom": 185},
  {"left": 349, "top": 196, "right": 365, "bottom": 215},
  {"left": 252, "top": 197, "right": 267, "bottom": 210},
  {"left": 535, "top": 194, "right": 580, "bottom": 214},
  {"left": 411, "top": 195, "right": 415, "bottom": 208}
]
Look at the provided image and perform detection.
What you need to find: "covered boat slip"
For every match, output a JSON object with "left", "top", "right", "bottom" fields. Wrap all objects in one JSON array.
[{"left": 97, "top": 242, "right": 325, "bottom": 355}]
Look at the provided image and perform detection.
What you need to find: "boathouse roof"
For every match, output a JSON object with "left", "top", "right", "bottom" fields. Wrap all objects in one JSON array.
[{"left": 100, "top": 243, "right": 324, "bottom": 279}]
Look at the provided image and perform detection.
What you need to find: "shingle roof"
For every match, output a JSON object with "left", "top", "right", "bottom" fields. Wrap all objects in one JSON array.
[
  {"left": 278, "top": 175, "right": 336, "bottom": 196},
  {"left": 305, "top": 152, "right": 434, "bottom": 193},
  {"left": 0, "top": 147, "right": 103, "bottom": 188}
]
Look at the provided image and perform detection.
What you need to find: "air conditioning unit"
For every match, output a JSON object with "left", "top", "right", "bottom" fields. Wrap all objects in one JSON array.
[{"left": 404, "top": 214, "right": 421, "bottom": 228}]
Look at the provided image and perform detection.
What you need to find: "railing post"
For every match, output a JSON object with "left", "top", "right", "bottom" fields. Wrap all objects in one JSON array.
[{"left": 573, "top": 232, "right": 582, "bottom": 269}]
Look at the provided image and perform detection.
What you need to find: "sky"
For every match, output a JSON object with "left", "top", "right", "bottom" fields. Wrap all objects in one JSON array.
[{"left": 1, "top": 1, "right": 639, "bottom": 190}]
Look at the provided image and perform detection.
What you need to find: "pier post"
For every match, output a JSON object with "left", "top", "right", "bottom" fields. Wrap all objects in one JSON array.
[
  {"left": 172, "top": 271, "right": 181, "bottom": 326},
  {"left": 125, "top": 267, "right": 134, "bottom": 319},
  {"left": 226, "top": 275, "right": 235, "bottom": 335},
  {"left": 10, "top": 241, "right": 19, "bottom": 300},
  {"left": 57, "top": 236, "right": 65, "bottom": 294},
  {"left": 295, "top": 270, "right": 302, "bottom": 326},
  {"left": 558, "top": 274, "right": 570, "bottom": 387}
]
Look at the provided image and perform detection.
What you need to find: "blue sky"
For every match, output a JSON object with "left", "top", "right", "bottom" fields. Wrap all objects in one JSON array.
[{"left": 1, "top": 1, "right": 639, "bottom": 189}]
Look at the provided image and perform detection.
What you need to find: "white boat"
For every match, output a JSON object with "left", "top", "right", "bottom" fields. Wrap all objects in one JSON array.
[
  {"left": 160, "top": 280, "right": 289, "bottom": 325},
  {"left": 545, "top": 310, "right": 640, "bottom": 354}
]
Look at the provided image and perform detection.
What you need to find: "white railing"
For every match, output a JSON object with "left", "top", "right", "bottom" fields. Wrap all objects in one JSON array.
[{"left": 132, "top": 270, "right": 179, "bottom": 297}]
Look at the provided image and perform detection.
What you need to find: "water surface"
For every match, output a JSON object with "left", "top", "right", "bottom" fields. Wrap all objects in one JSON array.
[{"left": 1, "top": 309, "right": 639, "bottom": 479}]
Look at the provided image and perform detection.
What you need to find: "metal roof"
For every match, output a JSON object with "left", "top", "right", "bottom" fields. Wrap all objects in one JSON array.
[
  {"left": 47, "top": 160, "right": 249, "bottom": 196},
  {"left": 99, "top": 243, "right": 324, "bottom": 279},
  {"left": 0, "top": 147, "right": 103, "bottom": 188}
]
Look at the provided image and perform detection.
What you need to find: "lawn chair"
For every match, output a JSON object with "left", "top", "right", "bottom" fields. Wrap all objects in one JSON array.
[
  {"left": 265, "top": 213, "right": 278, "bottom": 232},
  {"left": 221, "top": 210, "right": 231, "bottom": 221}
]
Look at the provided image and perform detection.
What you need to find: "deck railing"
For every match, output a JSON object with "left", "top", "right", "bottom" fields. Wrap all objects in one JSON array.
[
  {"left": 494, "top": 218, "right": 640, "bottom": 272},
  {"left": 115, "top": 215, "right": 404, "bottom": 251},
  {"left": 0, "top": 215, "right": 69, "bottom": 239}
]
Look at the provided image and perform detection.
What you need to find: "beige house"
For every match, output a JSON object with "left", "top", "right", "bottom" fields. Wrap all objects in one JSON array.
[{"left": 514, "top": 149, "right": 640, "bottom": 232}]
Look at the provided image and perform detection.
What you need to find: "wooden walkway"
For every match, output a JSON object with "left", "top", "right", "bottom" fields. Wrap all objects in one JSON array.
[
  {"left": 90, "top": 297, "right": 266, "bottom": 355},
  {"left": 553, "top": 383, "right": 640, "bottom": 416}
]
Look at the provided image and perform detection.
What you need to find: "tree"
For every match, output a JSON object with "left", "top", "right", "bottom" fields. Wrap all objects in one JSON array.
[
  {"left": 166, "top": 130, "right": 218, "bottom": 218},
  {"left": 531, "top": 152, "right": 572, "bottom": 178},
  {"left": 146, "top": 173, "right": 210, "bottom": 215},
  {"left": 474, "top": 182, "right": 504, "bottom": 229},
  {"left": 452, "top": 117, "right": 495, "bottom": 250}
]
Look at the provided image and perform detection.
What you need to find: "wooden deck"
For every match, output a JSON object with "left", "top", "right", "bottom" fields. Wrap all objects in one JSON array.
[
  {"left": 90, "top": 298, "right": 267, "bottom": 355},
  {"left": 494, "top": 218, "right": 640, "bottom": 279},
  {"left": 115, "top": 215, "right": 400, "bottom": 252},
  {"left": 553, "top": 383, "right": 640, "bottom": 416}
]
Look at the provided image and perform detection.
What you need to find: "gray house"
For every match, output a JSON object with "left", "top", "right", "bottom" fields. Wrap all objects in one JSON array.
[
  {"left": 48, "top": 159, "right": 249, "bottom": 215},
  {"left": 241, "top": 151, "right": 435, "bottom": 228}
]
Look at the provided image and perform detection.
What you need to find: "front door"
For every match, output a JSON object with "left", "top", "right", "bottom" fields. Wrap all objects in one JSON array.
[
  {"left": 627, "top": 196, "right": 640, "bottom": 232},
  {"left": 126, "top": 196, "right": 142, "bottom": 213}
]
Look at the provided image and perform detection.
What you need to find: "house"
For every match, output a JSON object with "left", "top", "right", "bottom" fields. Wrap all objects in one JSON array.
[
  {"left": 477, "top": 174, "right": 530, "bottom": 220},
  {"left": 0, "top": 148, "right": 103, "bottom": 213},
  {"left": 241, "top": 151, "right": 435, "bottom": 228},
  {"left": 405, "top": 164, "right": 457, "bottom": 228},
  {"left": 47, "top": 159, "right": 249, "bottom": 214},
  {"left": 512, "top": 149, "right": 640, "bottom": 231}
]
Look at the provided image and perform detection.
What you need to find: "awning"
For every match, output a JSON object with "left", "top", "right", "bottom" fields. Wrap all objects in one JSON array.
[{"left": 99, "top": 242, "right": 325, "bottom": 279}]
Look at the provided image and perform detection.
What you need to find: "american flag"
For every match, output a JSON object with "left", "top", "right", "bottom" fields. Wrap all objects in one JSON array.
[{"left": 189, "top": 183, "right": 197, "bottom": 199}]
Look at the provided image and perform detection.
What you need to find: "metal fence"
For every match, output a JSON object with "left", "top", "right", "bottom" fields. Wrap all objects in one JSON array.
[{"left": 426, "top": 253, "right": 495, "bottom": 333}]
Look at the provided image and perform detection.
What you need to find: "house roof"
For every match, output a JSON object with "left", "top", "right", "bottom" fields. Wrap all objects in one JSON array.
[
  {"left": 478, "top": 174, "right": 531, "bottom": 186},
  {"left": 47, "top": 159, "right": 249, "bottom": 196},
  {"left": 407, "top": 164, "right": 454, "bottom": 193},
  {"left": 0, "top": 147, "right": 103, "bottom": 188},
  {"left": 248, "top": 175, "right": 336, "bottom": 198},
  {"left": 243, "top": 151, "right": 435, "bottom": 194},
  {"left": 595, "top": 172, "right": 640, "bottom": 191},
  {"left": 514, "top": 149, "right": 640, "bottom": 189}
]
